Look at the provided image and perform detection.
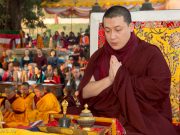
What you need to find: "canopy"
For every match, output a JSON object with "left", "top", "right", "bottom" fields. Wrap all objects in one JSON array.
[{"left": 41, "top": 0, "right": 167, "bottom": 17}]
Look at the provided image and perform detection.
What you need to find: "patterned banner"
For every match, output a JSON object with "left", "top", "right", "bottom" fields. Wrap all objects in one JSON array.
[
  {"left": 98, "top": 21, "right": 180, "bottom": 124},
  {"left": 0, "top": 30, "right": 20, "bottom": 49}
]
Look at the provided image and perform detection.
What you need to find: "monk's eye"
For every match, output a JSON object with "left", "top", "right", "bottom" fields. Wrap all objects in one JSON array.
[
  {"left": 105, "top": 29, "right": 110, "bottom": 33},
  {"left": 115, "top": 29, "right": 122, "bottom": 32}
]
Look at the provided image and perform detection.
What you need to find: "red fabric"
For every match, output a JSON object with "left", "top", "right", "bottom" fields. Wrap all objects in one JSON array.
[
  {"left": 78, "top": 33, "right": 177, "bottom": 135},
  {"left": 53, "top": 75, "right": 61, "bottom": 84},
  {"left": 0, "top": 33, "right": 20, "bottom": 38},
  {"left": 46, "top": 120, "right": 59, "bottom": 127}
]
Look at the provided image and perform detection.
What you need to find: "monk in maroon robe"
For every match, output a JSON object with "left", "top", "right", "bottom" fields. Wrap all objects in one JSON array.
[{"left": 78, "top": 6, "right": 177, "bottom": 135}]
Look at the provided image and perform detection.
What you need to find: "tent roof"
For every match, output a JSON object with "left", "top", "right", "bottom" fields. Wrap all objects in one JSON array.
[{"left": 41, "top": 0, "right": 166, "bottom": 8}]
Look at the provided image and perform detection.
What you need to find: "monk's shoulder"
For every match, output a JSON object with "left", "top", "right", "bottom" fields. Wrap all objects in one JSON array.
[
  {"left": 15, "top": 96, "right": 25, "bottom": 103},
  {"left": 140, "top": 41, "right": 162, "bottom": 56},
  {"left": 91, "top": 47, "right": 103, "bottom": 58},
  {"left": 46, "top": 92, "right": 56, "bottom": 99},
  {"left": 28, "top": 92, "right": 35, "bottom": 98},
  {"left": 88, "top": 47, "right": 104, "bottom": 63}
]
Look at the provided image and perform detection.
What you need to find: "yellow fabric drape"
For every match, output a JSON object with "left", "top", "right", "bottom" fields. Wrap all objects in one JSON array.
[
  {"left": 0, "top": 128, "right": 58, "bottom": 135},
  {"left": 133, "top": 21, "right": 180, "bottom": 123},
  {"left": 41, "top": 0, "right": 166, "bottom": 7}
]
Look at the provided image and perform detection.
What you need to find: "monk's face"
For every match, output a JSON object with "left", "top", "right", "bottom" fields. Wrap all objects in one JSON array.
[
  {"left": 5, "top": 89, "right": 15, "bottom": 99},
  {"left": 34, "top": 88, "right": 43, "bottom": 98},
  {"left": 20, "top": 85, "right": 29, "bottom": 95},
  {"left": 103, "top": 16, "right": 133, "bottom": 50}
]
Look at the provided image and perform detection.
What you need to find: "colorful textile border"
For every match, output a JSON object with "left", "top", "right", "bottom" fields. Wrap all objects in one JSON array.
[
  {"left": 98, "top": 21, "right": 180, "bottom": 123},
  {"left": 0, "top": 31, "right": 20, "bottom": 46},
  {"left": 41, "top": 0, "right": 166, "bottom": 8}
]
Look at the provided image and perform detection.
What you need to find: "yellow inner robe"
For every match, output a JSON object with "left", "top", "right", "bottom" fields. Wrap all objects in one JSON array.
[
  {"left": 3, "top": 95, "right": 29, "bottom": 127},
  {"left": 33, "top": 93, "right": 61, "bottom": 124}
]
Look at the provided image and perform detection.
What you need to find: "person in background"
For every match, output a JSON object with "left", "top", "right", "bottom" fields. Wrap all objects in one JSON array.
[
  {"left": 61, "top": 31, "right": 68, "bottom": 49},
  {"left": 0, "top": 51, "right": 6, "bottom": 65},
  {"left": 52, "top": 67, "right": 61, "bottom": 84},
  {"left": 45, "top": 64, "right": 54, "bottom": 81},
  {"left": 67, "top": 32, "right": 77, "bottom": 47},
  {"left": 42, "top": 32, "right": 49, "bottom": 48},
  {"left": 32, "top": 84, "right": 61, "bottom": 124},
  {"left": 49, "top": 34, "right": 53, "bottom": 48},
  {"left": 140, "top": 0, "right": 154, "bottom": 11},
  {"left": 66, "top": 67, "right": 82, "bottom": 95},
  {"left": 34, "top": 66, "right": 45, "bottom": 84},
  {"left": 19, "top": 82, "right": 35, "bottom": 122},
  {"left": 21, "top": 49, "right": 33, "bottom": 68},
  {"left": 47, "top": 49, "right": 59, "bottom": 68},
  {"left": 0, "top": 63, "right": 4, "bottom": 81},
  {"left": 79, "top": 33, "right": 90, "bottom": 59},
  {"left": 2, "top": 62, "right": 14, "bottom": 82},
  {"left": 2, "top": 86, "right": 29, "bottom": 127},
  {"left": 36, "top": 34, "right": 44, "bottom": 48},
  {"left": 78, "top": 6, "right": 177, "bottom": 135},
  {"left": 26, "top": 33, "right": 32, "bottom": 47},
  {"left": 20, "top": 69, "right": 28, "bottom": 83},
  {"left": 12, "top": 61, "right": 22, "bottom": 82},
  {"left": 33, "top": 48, "right": 47, "bottom": 71},
  {"left": 27, "top": 63, "right": 36, "bottom": 81},
  {"left": 53, "top": 31, "right": 61, "bottom": 48},
  {"left": 4, "top": 50, "right": 17, "bottom": 63}
]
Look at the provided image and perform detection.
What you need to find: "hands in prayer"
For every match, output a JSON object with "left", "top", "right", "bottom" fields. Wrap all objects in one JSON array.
[{"left": 109, "top": 55, "right": 122, "bottom": 83}]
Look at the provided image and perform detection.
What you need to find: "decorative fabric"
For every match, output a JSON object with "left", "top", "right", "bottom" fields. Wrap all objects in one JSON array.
[{"left": 42, "top": 0, "right": 166, "bottom": 17}]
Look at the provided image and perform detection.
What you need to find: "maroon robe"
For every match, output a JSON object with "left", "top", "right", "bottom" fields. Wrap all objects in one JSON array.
[{"left": 78, "top": 33, "right": 177, "bottom": 135}]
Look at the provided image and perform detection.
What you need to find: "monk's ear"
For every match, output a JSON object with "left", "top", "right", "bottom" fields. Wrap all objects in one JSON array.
[{"left": 129, "top": 22, "right": 134, "bottom": 32}]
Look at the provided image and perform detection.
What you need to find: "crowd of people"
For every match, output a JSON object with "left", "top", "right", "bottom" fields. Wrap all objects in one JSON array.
[{"left": 0, "top": 30, "right": 90, "bottom": 127}]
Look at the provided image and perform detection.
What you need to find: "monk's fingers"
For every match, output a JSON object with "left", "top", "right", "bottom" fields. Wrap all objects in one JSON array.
[
  {"left": 111, "top": 61, "right": 122, "bottom": 75},
  {"left": 111, "top": 55, "right": 119, "bottom": 62}
]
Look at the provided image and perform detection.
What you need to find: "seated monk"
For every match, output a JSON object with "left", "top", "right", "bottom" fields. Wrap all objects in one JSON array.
[
  {"left": 32, "top": 84, "right": 61, "bottom": 124},
  {"left": 19, "top": 82, "right": 35, "bottom": 122},
  {"left": 78, "top": 6, "right": 177, "bottom": 135},
  {"left": 2, "top": 86, "right": 29, "bottom": 127}
]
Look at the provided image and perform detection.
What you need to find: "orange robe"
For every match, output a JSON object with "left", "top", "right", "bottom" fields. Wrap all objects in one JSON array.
[
  {"left": 3, "top": 95, "right": 29, "bottom": 127},
  {"left": 33, "top": 93, "right": 61, "bottom": 124},
  {"left": 23, "top": 93, "right": 35, "bottom": 122},
  {"left": 0, "top": 97, "right": 5, "bottom": 107},
  {"left": 23, "top": 93, "right": 35, "bottom": 111},
  {"left": 37, "top": 35, "right": 44, "bottom": 48}
]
